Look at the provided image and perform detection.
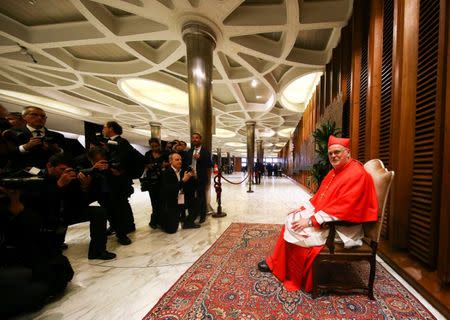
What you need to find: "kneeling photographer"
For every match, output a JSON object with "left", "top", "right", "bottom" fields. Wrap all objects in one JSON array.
[
  {"left": 0, "top": 174, "right": 74, "bottom": 317},
  {"left": 20, "top": 153, "right": 116, "bottom": 260}
]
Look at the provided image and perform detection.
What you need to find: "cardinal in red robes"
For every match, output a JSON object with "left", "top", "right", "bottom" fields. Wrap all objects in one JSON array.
[{"left": 258, "top": 135, "right": 379, "bottom": 292}]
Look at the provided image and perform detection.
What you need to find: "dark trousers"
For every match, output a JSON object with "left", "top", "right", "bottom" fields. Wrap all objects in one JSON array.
[
  {"left": 148, "top": 187, "right": 161, "bottom": 225},
  {"left": 197, "top": 185, "right": 207, "bottom": 220},
  {"left": 63, "top": 206, "right": 108, "bottom": 256},
  {"left": 0, "top": 267, "right": 49, "bottom": 317},
  {"left": 101, "top": 195, "right": 133, "bottom": 237},
  {"left": 185, "top": 183, "right": 207, "bottom": 223},
  {"left": 255, "top": 172, "right": 261, "bottom": 184},
  {"left": 160, "top": 204, "right": 183, "bottom": 234}
]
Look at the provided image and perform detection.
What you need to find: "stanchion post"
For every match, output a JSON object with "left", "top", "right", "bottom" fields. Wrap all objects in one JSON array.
[{"left": 212, "top": 169, "right": 227, "bottom": 218}]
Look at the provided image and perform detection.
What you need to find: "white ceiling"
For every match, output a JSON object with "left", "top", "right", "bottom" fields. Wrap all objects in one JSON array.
[{"left": 0, "top": 0, "right": 352, "bottom": 156}]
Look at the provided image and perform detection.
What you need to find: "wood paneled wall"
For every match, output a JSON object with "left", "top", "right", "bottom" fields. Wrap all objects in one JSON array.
[
  {"left": 408, "top": 0, "right": 444, "bottom": 267},
  {"left": 438, "top": 0, "right": 450, "bottom": 283}
]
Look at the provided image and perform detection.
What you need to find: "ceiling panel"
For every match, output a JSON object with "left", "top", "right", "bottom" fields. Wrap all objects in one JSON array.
[{"left": 0, "top": 0, "right": 86, "bottom": 26}]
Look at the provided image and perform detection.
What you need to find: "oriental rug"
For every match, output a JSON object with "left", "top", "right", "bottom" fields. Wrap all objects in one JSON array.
[{"left": 144, "top": 223, "right": 435, "bottom": 320}]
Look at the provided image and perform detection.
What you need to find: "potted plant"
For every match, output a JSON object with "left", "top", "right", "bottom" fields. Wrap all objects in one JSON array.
[{"left": 310, "top": 121, "right": 341, "bottom": 189}]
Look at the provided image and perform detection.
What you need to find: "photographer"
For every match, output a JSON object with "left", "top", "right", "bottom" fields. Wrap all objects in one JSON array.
[
  {"left": 102, "top": 121, "right": 138, "bottom": 234},
  {"left": 86, "top": 147, "right": 132, "bottom": 246},
  {"left": 0, "top": 183, "right": 73, "bottom": 317},
  {"left": 21, "top": 153, "right": 116, "bottom": 260},
  {"left": 143, "top": 138, "right": 163, "bottom": 229},
  {"left": 3, "top": 106, "right": 66, "bottom": 170}
]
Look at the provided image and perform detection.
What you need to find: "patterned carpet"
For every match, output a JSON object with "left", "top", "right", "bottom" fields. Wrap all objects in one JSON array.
[{"left": 144, "top": 223, "right": 435, "bottom": 320}]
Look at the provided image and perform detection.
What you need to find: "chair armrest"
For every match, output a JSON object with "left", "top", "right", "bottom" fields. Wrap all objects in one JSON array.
[{"left": 322, "top": 221, "right": 361, "bottom": 254}]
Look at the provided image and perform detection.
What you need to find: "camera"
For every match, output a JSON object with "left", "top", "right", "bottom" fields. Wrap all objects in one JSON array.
[
  {"left": 140, "top": 163, "right": 161, "bottom": 192},
  {"left": 40, "top": 136, "right": 56, "bottom": 144},
  {"left": 91, "top": 133, "right": 109, "bottom": 146},
  {"left": 0, "top": 176, "right": 44, "bottom": 190},
  {"left": 108, "top": 160, "right": 121, "bottom": 170}
]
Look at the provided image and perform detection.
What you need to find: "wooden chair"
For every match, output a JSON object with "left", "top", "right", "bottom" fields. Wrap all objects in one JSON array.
[{"left": 311, "top": 159, "right": 394, "bottom": 300}]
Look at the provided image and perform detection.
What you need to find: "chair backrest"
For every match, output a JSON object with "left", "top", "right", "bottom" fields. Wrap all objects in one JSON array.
[{"left": 362, "top": 159, "right": 394, "bottom": 243}]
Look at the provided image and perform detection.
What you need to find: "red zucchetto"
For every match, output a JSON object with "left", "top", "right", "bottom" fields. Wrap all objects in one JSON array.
[{"left": 328, "top": 135, "right": 350, "bottom": 149}]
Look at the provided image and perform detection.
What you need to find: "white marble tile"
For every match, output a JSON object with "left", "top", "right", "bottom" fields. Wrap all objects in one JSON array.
[{"left": 12, "top": 174, "right": 443, "bottom": 320}]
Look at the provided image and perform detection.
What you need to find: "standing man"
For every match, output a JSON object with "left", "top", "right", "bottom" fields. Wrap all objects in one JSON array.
[
  {"left": 185, "top": 133, "right": 212, "bottom": 224},
  {"left": 144, "top": 138, "right": 163, "bottom": 229},
  {"left": 102, "top": 121, "right": 135, "bottom": 234},
  {"left": 4, "top": 106, "right": 65, "bottom": 170}
]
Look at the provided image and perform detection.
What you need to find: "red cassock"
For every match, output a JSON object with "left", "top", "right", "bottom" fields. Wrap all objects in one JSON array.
[{"left": 266, "top": 159, "right": 379, "bottom": 292}]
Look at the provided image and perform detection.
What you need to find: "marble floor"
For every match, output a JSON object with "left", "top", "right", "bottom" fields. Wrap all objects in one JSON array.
[{"left": 14, "top": 174, "right": 444, "bottom": 320}]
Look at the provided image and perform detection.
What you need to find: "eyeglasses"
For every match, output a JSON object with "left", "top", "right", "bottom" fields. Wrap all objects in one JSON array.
[{"left": 328, "top": 149, "right": 347, "bottom": 157}]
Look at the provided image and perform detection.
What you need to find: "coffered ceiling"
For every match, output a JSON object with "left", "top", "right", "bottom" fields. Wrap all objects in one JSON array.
[{"left": 0, "top": 0, "right": 352, "bottom": 156}]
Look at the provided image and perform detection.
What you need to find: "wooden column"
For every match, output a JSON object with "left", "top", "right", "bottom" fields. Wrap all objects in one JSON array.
[
  {"left": 366, "top": 0, "right": 383, "bottom": 159},
  {"left": 438, "top": 0, "right": 450, "bottom": 285},
  {"left": 325, "top": 62, "right": 332, "bottom": 107},
  {"left": 332, "top": 44, "right": 341, "bottom": 101},
  {"left": 349, "top": 0, "right": 363, "bottom": 155},
  {"left": 389, "top": 0, "right": 419, "bottom": 248}
]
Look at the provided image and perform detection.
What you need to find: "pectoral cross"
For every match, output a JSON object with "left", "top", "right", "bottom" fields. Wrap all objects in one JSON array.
[{"left": 318, "top": 173, "right": 336, "bottom": 201}]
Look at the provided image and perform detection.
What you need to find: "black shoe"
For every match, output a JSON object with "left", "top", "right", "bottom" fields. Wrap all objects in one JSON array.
[
  {"left": 149, "top": 222, "right": 158, "bottom": 229},
  {"left": 106, "top": 227, "right": 115, "bottom": 236},
  {"left": 182, "top": 223, "right": 201, "bottom": 229},
  {"left": 117, "top": 235, "right": 132, "bottom": 245},
  {"left": 199, "top": 217, "right": 206, "bottom": 224},
  {"left": 88, "top": 250, "right": 117, "bottom": 260},
  {"left": 258, "top": 260, "right": 271, "bottom": 272}
]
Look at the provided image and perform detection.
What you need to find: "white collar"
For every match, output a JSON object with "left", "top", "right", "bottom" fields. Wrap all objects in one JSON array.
[
  {"left": 27, "top": 124, "right": 44, "bottom": 133},
  {"left": 110, "top": 135, "right": 119, "bottom": 140},
  {"left": 171, "top": 165, "right": 180, "bottom": 174}
]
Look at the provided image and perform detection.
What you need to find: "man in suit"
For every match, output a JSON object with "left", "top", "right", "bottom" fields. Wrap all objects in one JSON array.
[
  {"left": 159, "top": 153, "right": 196, "bottom": 233},
  {"left": 185, "top": 132, "right": 212, "bottom": 224},
  {"left": 102, "top": 121, "right": 135, "bottom": 235},
  {"left": 4, "top": 106, "right": 66, "bottom": 170}
]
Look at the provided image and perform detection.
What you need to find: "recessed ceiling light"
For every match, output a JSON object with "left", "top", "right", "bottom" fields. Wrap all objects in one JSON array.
[
  {"left": 225, "top": 142, "right": 246, "bottom": 147},
  {"left": 281, "top": 72, "right": 322, "bottom": 112},
  {"left": 251, "top": 79, "right": 258, "bottom": 88},
  {"left": 0, "top": 89, "right": 92, "bottom": 117},
  {"left": 130, "top": 128, "right": 151, "bottom": 137},
  {"left": 213, "top": 128, "right": 236, "bottom": 138},
  {"left": 278, "top": 128, "right": 295, "bottom": 138},
  {"left": 258, "top": 128, "right": 275, "bottom": 137},
  {"left": 256, "top": 95, "right": 262, "bottom": 99},
  {"left": 118, "top": 78, "right": 188, "bottom": 115}
]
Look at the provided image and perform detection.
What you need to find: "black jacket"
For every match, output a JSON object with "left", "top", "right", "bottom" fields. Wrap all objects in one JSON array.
[
  {"left": 4, "top": 126, "right": 66, "bottom": 170},
  {"left": 185, "top": 146, "right": 212, "bottom": 185},
  {"left": 159, "top": 167, "right": 187, "bottom": 233}
]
